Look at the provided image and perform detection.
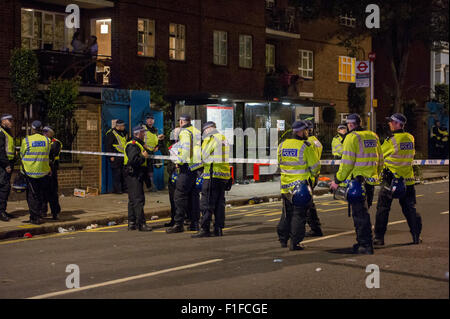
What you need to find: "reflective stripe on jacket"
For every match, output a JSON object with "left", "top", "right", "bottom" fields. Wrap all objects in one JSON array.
[
  {"left": 278, "top": 138, "right": 320, "bottom": 194},
  {"left": 124, "top": 140, "right": 147, "bottom": 167},
  {"left": 176, "top": 125, "right": 202, "bottom": 171},
  {"left": 20, "top": 134, "right": 51, "bottom": 178},
  {"left": 0, "top": 127, "right": 15, "bottom": 161},
  {"left": 331, "top": 134, "right": 344, "bottom": 157},
  {"left": 202, "top": 131, "right": 230, "bottom": 180}
]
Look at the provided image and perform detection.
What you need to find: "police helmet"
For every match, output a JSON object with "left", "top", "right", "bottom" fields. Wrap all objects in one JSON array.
[
  {"left": 292, "top": 182, "right": 312, "bottom": 207},
  {"left": 346, "top": 179, "right": 366, "bottom": 203},
  {"left": 391, "top": 177, "right": 406, "bottom": 199},
  {"left": 346, "top": 114, "right": 361, "bottom": 125}
]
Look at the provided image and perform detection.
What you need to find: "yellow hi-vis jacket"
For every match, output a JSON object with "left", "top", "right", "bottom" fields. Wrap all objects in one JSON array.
[
  {"left": 107, "top": 129, "right": 127, "bottom": 154},
  {"left": 335, "top": 128, "right": 383, "bottom": 186},
  {"left": 278, "top": 138, "right": 320, "bottom": 194},
  {"left": 331, "top": 134, "right": 344, "bottom": 157},
  {"left": 143, "top": 125, "right": 159, "bottom": 152},
  {"left": 201, "top": 130, "right": 231, "bottom": 180},
  {"left": 0, "top": 127, "right": 15, "bottom": 161},
  {"left": 124, "top": 139, "right": 147, "bottom": 167},
  {"left": 176, "top": 125, "right": 203, "bottom": 171},
  {"left": 381, "top": 130, "right": 415, "bottom": 185},
  {"left": 20, "top": 133, "right": 51, "bottom": 178},
  {"left": 51, "top": 138, "right": 62, "bottom": 161},
  {"left": 307, "top": 135, "right": 323, "bottom": 160}
]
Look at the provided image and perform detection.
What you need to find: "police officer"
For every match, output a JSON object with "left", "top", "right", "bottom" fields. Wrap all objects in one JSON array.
[
  {"left": 192, "top": 121, "right": 231, "bottom": 238},
  {"left": 124, "top": 126, "right": 152, "bottom": 232},
  {"left": 20, "top": 121, "right": 51, "bottom": 225},
  {"left": 374, "top": 113, "right": 422, "bottom": 246},
  {"left": 330, "top": 114, "right": 383, "bottom": 254},
  {"left": 105, "top": 119, "right": 127, "bottom": 194},
  {"left": 0, "top": 114, "right": 16, "bottom": 221},
  {"left": 305, "top": 120, "right": 323, "bottom": 237},
  {"left": 164, "top": 127, "right": 181, "bottom": 227},
  {"left": 331, "top": 124, "right": 347, "bottom": 158},
  {"left": 278, "top": 120, "right": 321, "bottom": 250},
  {"left": 166, "top": 114, "right": 203, "bottom": 233},
  {"left": 41, "top": 126, "right": 62, "bottom": 220},
  {"left": 142, "top": 114, "right": 165, "bottom": 191}
]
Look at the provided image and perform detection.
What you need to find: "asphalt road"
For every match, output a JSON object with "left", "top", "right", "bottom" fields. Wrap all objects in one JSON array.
[{"left": 0, "top": 181, "right": 448, "bottom": 299}]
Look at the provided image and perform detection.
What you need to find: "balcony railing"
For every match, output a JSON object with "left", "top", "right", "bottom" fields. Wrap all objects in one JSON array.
[
  {"left": 265, "top": 7, "right": 299, "bottom": 34},
  {"left": 34, "top": 50, "right": 113, "bottom": 87}
]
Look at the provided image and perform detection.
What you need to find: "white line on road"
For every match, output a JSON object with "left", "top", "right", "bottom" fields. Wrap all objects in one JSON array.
[
  {"left": 28, "top": 258, "right": 223, "bottom": 299},
  {"left": 441, "top": 211, "right": 449, "bottom": 215}
]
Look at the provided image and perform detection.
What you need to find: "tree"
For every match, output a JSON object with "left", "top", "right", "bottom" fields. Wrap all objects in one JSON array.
[{"left": 291, "top": 0, "right": 449, "bottom": 113}]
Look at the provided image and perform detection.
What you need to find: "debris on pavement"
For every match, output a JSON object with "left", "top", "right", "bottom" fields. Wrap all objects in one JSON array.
[
  {"left": 315, "top": 268, "right": 322, "bottom": 272},
  {"left": 273, "top": 259, "right": 283, "bottom": 263},
  {"left": 23, "top": 233, "right": 32, "bottom": 238},
  {"left": 107, "top": 221, "right": 117, "bottom": 226},
  {"left": 58, "top": 227, "right": 68, "bottom": 233},
  {"left": 150, "top": 216, "right": 159, "bottom": 220}
]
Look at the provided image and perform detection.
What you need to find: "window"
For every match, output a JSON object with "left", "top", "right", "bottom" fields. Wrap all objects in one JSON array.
[
  {"left": 21, "top": 8, "right": 69, "bottom": 50},
  {"left": 338, "top": 56, "right": 356, "bottom": 82},
  {"left": 265, "top": 44, "right": 275, "bottom": 74},
  {"left": 137, "top": 18, "right": 155, "bottom": 57},
  {"left": 339, "top": 14, "right": 356, "bottom": 28},
  {"left": 239, "top": 35, "right": 252, "bottom": 68},
  {"left": 298, "top": 49, "right": 313, "bottom": 79},
  {"left": 169, "top": 23, "right": 185, "bottom": 61},
  {"left": 265, "top": 0, "right": 276, "bottom": 9},
  {"left": 213, "top": 30, "right": 227, "bottom": 65}
]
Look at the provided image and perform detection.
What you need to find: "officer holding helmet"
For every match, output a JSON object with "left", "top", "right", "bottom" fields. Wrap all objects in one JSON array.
[
  {"left": 373, "top": 113, "right": 422, "bottom": 246},
  {"left": 277, "top": 120, "right": 320, "bottom": 251},
  {"left": 330, "top": 114, "right": 383, "bottom": 254}
]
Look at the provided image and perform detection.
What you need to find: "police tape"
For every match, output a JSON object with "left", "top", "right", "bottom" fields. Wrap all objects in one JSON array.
[{"left": 55, "top": 150, "right": 449, "bottom": 166}]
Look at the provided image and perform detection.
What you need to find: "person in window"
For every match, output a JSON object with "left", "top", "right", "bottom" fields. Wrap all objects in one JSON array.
[
  {"left": 86, "top": 36, "right": 98, "bottom": 84},
  {"left": 71, "top": 31, "right": 86, "bottom": 53}
]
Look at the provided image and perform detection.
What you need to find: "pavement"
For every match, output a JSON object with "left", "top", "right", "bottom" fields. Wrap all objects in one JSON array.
[
  {"left": 0, "top": 180, "right": 448, "bottom": 299},
  {"left": 1, "top": 167, "right": 448, "bottom": 240}
]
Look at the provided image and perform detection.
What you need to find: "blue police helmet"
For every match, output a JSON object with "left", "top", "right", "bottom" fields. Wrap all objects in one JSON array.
[
  {"left": 346, "top": 114, "right": 361, "bottom": 125},
  {"left": 195, "top": 175, "right": 204, "bottom": 191},
  {"left": 292, "top": 120, "right": 308, "bottom": 132},
  {"left": 292, "top": 182, "right": 312, "bottom": 207},
  {"left": 386, "top": 113, "right": 407, "bottom": 125},
  {"left": 170, "top": 171, "right": 178, "bottom": 184},
  {"left": 391, "top": 177, "right": 406, "bottom": 199},
  {"left": 305, "top": 120, "right": 314, "bottom": 130},
  {"left": 346, "top": 179, "right": 366, "bottom": 203}
]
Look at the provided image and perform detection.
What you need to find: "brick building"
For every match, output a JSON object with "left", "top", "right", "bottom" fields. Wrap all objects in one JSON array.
[{"left": 1, "top": 0, "right": 375, "bottom": 190}]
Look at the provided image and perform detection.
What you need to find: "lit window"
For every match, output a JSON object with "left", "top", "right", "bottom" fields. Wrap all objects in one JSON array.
[
  {"left": 298, "top": 49, "right": 313, "bottom": 79},
  {"left": 266, "top": 44, "right": 275, "bottom": 74},
  {"left": 138, "top": 18, "right": 155, "bottom": 57},
  {"left": 239, "top": 35, "right": 252, "bottom": 68},
  {"left": 338, "top": 56, "right": 356, "bottom": 82},
  {"left": 213, "top": 30, "right": 227, "bottom": 65},
  {"left": 169, "top": 23, "right": 185, "bottom": 61}
]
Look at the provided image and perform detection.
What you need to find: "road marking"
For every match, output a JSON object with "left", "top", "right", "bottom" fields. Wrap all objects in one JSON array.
[
  {"left": 441, "top": 211, "right": 449, "bottom": 215},
  {"left": 436, "top": 191, "right": 449, "bottom": 194},
  {"left": 416, "top": 194, "right": 424, "bottom": 198},
  {"left": 268, "top": 218, "right": 280, "bottom": 222},
  {"left": 262, "top": 211, "right": 281, "bottom": 216},
  {"left": 17, "top": 225, "right": 41, "bottom": 229},
  {"left": 28, "top": 258, "right": 223, "bottom": 299}
]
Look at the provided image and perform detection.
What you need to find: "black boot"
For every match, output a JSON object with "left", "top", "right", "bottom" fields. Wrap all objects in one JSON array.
[
  {"left": 373, "top": 237, "right": 385, "bottom": 246},
  {"left": 128, "top": 223, "right": 137, "bottom": 231},
  {"left": 412, "top": 233, "right": 422, "bottom": 245},
  {"left": 191, "top": 229, "right": 211, "bottom": 238},
  {"left": 5, "top": 212, "right": 15, "bottom": 219},
  {"left": 289, "top": 241, "right": 304, "bottom": 251},
  {"left": 30, "top": 217, "right": 43, "bottom": 225},
  {"left": 280, "top": 241, "right": 287, "bottom": 248},
  {"left": 166, "top": 224, "right": 184, "bottom": 233},
  {"left": 138, "top": 224, "right": 152, "bottom": 232},
  {"left": 0, "top": 212, "right": 10, "bottom": 222},
  {"left": 305, "top": 229, "right": 323, "bottom": 237},
  {"left": 164, "top": 220, "right": 175, "bottom": 227},
  {"left": 213, "top": 228, "right": 223, "bottom": 237},
  {"left": 189, "top": 222, "right": 199, "bottom": 231},
  {"left": 354, "top": 245, "right": 374, "bottom": 255}
]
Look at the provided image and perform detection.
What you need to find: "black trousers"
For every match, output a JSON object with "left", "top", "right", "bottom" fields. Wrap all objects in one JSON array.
[
  {"left": 126, "top": 174, "right": 146, "bottom": 226},
  {"left": 42, "top": 169, "right": 61, "bottom": 217},
  {"left": 0, "top": 168, "right": 12, "bottom": 214},
  {"left": 375, "top": 185, "right": 422, "bottom": 238},
  {"left": 306, "top": 200, "right": 322, "bottom": 232},
  {"left": 168, "top": 178, "right": 176, "bottom": 222},
  {"left": 173, "top": 166, "right": 200, "bottom": 226},
  {"left": 111, "top": 160, "right": 126, "bottom": 193},
  {"left": 26, "top": 176, "right": 48, "bottom": 220},
  {"left": 277, "top": 194, "right": 309, "bottom": 245},
  {"left": 200, "top": 178, "right": 227, "bottom": 231},
  {"left": 350, "top": 183, "right": 374, "bottom": 247}
]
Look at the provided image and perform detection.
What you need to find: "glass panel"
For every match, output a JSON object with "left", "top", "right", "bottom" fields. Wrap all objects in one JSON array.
[
  {"left": 169, "top": 23, "right": 175, "bottom": 35},
  {"left": 21, "top": 37, "right": 31, "bottom": 49},
  {"left": 54, "top": 15, "right": 65, "bottom": 50},
  {"left": 138, "top": 19, "right": 144, "bottom": 32},
  {"left": 34, "top": 11, "right": 42, "bottom": 41},
  {"left": 21, "top": 10, "right": 33, "bottom": 37}
]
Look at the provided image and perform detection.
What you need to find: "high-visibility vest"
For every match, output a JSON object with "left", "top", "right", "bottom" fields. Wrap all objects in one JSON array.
[
  {"left": 143, "top": 125, "right": 159, "bottom": 152},
  {"left": 382, "top": 132, "right": 415, "bottom": 185},
  {"left": 51, "top": 138, "right": 63, "bottom": 161},
  {"left": 107, "top": 129, "right": 127, "bottom": 154},
  {"left": 176, "top": 125, "right": 203, "bottom": 171},
  {"left": 336, "top": 129, "right": 383, "bottom": 186},
  {"left": 307, "top": 135, "right": 323, "bottom": 160},
  {"left": 331, "top": 134, "right": 344, "bottom": 157},
  {"left": 278, "top": 138, "right": 320, "bottom": 194},
  {"left": 202, "top": 132, "right": 231, "bottom": 180},
  {"left": 0, "top": 127, "right": 15, "bottom": 161},
  {"left": 20, "top": 133, "right": 51, "bottom": 178},
  {"left": 438, "top": 128, "right": 448, "bottom": 142},
  {"left": 124, "top": 139, "right": 147, "bottom": 167}
]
